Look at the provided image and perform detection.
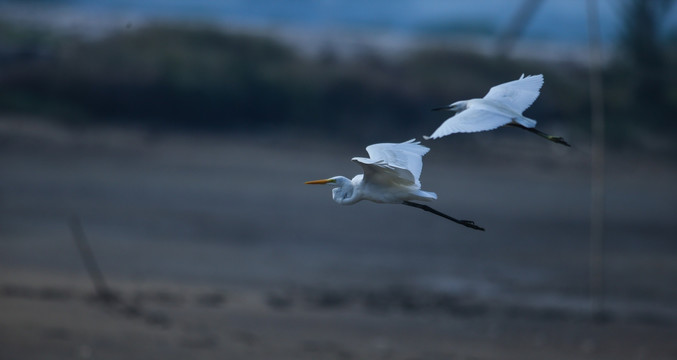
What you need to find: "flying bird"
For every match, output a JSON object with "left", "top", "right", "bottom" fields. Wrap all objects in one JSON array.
[
  {"left": 425, "top": 74, "right": 570, "bottom": 147},
  {"left": 305, "top": 139, "right": 484, "bottom": 231}
]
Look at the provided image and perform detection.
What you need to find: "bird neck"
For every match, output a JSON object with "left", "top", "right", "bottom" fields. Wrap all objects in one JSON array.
[
  {"left": 456, "top": 100, "right": 470, "bottom": 111},
  {"left": 331, "top": 176, "right": 360, "bottom": 205}
]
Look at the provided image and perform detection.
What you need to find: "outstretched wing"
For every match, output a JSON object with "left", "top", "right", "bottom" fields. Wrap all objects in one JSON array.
[
  {"left": 483, "top": 74, "right": 543, "bottom": 114},
  {"left": 352, "top": 139, "right": 429, "bottom": 187},
  {"left": 425, "top": 108, "right": 512, "bottom": 139}
]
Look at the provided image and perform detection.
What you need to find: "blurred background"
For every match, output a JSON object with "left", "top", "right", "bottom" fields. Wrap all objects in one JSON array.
[{"left": 1, "top": 1, "right": 676, "bottom": 359}]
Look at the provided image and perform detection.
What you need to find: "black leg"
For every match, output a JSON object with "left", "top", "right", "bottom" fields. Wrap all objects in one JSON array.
[
  {"left": 508, "top": 124, "right": 571, "bottom": 147},
  {"left": 402, "top": 201, "right": 485, "bottom": 231}
]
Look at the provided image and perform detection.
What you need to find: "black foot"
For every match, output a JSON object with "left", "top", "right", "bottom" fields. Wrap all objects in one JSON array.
[
  {"left": 459, "top": 220, "right": 485, "bottom": 231},
  {"left": 548, "top": 136, "right": 571, "bottom": 147}
]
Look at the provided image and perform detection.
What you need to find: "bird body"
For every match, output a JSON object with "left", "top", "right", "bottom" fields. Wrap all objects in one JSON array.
[
  {"left": 321, "top": 174, "right": 437, "bottom": 205},
  {"left": 426, "top": 74, "right": 570, "bottom": 146},
  {"left": 305, "top": 139, "right": 483, "bottom": 230},
  {"left": 463, "top": 97, "right": 538, "bottom": 128},
  {"left": 306, "top": 139, "right": 437, "bottom": 205}
]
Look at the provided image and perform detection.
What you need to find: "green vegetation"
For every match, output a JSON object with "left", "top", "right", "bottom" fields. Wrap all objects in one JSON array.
[{"left": 0, "top": 18, "right": 675, "bottom": 148}]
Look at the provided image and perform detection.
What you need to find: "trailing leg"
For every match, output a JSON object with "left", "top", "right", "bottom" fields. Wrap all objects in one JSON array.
[
  {"left": 402, "top": 201, "right": 485, "bottom": 231},
  {"left": 508, "top": 123, "right": 571, "bottom": 147}
]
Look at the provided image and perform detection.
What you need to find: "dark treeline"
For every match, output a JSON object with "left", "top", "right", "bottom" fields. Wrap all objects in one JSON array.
[{"left": 0, "top": 15, "right": 675, "bottom": 147}]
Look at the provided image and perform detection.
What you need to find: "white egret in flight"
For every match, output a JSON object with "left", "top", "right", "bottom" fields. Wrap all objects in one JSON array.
[
  {"left": 425, "top": 74, "right": 570, "bottom": 147},
  {"left": 305, "top": 139, "right": 484, "bottom": 231}
]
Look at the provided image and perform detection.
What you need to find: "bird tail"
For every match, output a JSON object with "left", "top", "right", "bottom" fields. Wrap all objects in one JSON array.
[
  {"left": 515, "top": 116, "right": 537, "bottom": 128},
  {"left": 413, "top": 190, "right": 437, "bottom": 202}
]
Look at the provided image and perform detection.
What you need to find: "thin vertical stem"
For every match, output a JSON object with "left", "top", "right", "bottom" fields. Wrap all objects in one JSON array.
[
  {"left": 587, "top": 0, "right": 606, "bottom": 318},
  {"left": 69, "top": 215, "right": 115, "bottom": 302},
  {"left": 496, "top": 0, "right": 544, "bottom": 56}
]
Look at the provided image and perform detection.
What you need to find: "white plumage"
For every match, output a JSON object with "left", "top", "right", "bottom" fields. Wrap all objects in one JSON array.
[
  {"left": 483, "top": 73, "right": 543, "bottom": 115},
  {"left": 305, "top": 139, "right": 484, "bottom": 230},
  {"left": 353, "top": 140, "right": 429, "bottom": 188},
  {"left": 306, "top": 139, "right": 436, "bottom": 205},
  {"left": 426, "top": 74, "right": 543, "bottom": 139},
  {"left": 425, "top": 74, "right": 569, "bottom": 146}
]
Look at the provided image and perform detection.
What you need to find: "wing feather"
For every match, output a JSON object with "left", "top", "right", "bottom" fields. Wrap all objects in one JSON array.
[
  {"left": 352, "top": 157, "right": 416, "bottom": 187},
  {"left": 352, "top": 139, "right": 429, "bottom": 187},
  {"left": 483, "top": 74, "right": 543, "bottom": 114},
  {"left": 426, "top": 109, "right": 512, "bottom": 139}
]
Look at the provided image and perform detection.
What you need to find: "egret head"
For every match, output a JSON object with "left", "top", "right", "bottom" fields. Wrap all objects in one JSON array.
[
  {"left": 432, "top": 100, "right": 467, "bottom": 113},
  {"left": 305, "top": 176, "right": 356, "bottom": 204}
]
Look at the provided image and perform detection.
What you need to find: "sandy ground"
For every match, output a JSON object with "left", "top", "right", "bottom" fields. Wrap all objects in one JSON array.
[
  {"left": 1, "top": 118, "right": 676, "bottom": 359},
  {"left": 2, "top": 270, "right": 676, "bottom": 360}
]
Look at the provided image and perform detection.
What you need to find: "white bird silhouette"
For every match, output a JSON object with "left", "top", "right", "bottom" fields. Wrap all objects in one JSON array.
[
  {"left": 425, "top": 74, "right": 570, "bottom": 146},
  {"left": 305, "top": 139, "right": 484, "bottom": 230}
]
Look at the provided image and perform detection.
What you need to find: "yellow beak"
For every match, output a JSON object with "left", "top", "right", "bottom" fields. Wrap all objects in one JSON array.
[{"left": 305, "top": 178, "right": 335, "bottom": 185}]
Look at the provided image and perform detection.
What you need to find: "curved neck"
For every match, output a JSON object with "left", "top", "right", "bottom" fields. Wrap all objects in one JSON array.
[
  {"left": 331, "top": 176, "right": 360, "bottom": 205},
  {"left": 455, "top": 100, "right": 470, "bottom": 112}
]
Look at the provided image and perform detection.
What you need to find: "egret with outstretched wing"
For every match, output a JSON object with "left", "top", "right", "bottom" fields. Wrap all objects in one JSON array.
[
  {"left": 425, "top": 74, "right": 570, "bottom": 146},
  {"left": 305, "top": 139, "right": 484, "bottom": 231}
]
